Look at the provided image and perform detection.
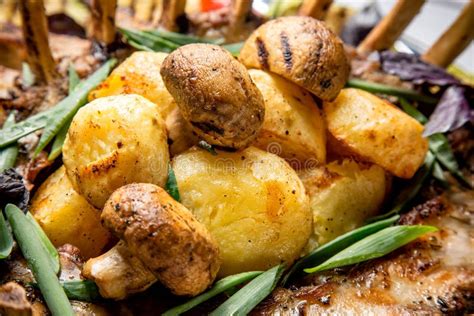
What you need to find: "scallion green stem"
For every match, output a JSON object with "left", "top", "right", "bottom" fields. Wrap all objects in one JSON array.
[
  {"left": 0, "top": 113, "right": 19, "bottom": 171},
  {"left": 0, "top": 211, "right": 13, "bottom": 259}
]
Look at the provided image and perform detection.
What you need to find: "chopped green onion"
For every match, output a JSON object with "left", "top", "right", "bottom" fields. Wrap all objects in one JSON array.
[
  {"left": 163, "top": 271, "right": 262, "bottom": 316},
  {"left": 399, "top": 98, "right": 428, "bottom": 124},
  {"left": 346, "top": 79, "right": 438, "bottom": 104},
  {"left": 61, "top": 280, "right": 100, "bottom": 301},
  {"left": 67, "top": 65, "right": 81, "bottom": 94},
  {"left": 22, "top": 62, "right": 35, "bottom": 87},
  {"left": 5, "top": 204, "right": 74, "bottom": 316},
  {"left": 165, "top": 164, "right": 181, "bottom": 202},
  {"left": 304, "top": 225, "right": 437, "bottom": 273},
  {"left": 198, "top": 140, "right": 217, "bottom": 155},
  {"left": 210, "top": 264, "right": 285, "bottom": 316},
  {"left": 0, "top": 211, "right": 13, "bottom": 259},
  {"left": 120, "top": 28, "right": 179, "bottom": 53},
  {"left": 281, "top": 215, "right": 399, "bottom": 285},
  {"left": 25, "top": 212, "right": 60, "bottom": 274},
  {"left": 0, "top": 113, "right": 19, "bottom": 172}
]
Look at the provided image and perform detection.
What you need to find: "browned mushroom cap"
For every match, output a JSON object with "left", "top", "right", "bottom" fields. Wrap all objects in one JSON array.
[
  {"left": 239, "top": 16, "right": 350, "bottom": 101},
  {"left": 101, "top": 183, "right": 220, "bottom": 296},
  {"left": 160, "top": 43, "right": 265, "bottom": 149}
]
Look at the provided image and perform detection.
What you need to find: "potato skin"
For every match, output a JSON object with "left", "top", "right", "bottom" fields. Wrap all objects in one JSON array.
[
  {"left": 298, "top": 159, "right": 387, "bottom": 246},
  {"left": 89, "top": 52, "right": 176, "bottom": 119},
  {"left": 324, "top": 88, "right": 429, "bottom": 178},
  {"left": 161, "top": 44, "right": 265, "bottom": 149},
  {"left": 249, "top": 69, "right": 326, "bottom": 168},
  {"left": 172, "top": 146, "right": 312, "bottom": 276},
  {"left": 239, "top": 16, "right": 350, "bottom": 101},
  {"left": 30, "top": 166, "right": 112, "bottom": 259},
  {"left": 102, "top": 183, "right": 220, "bottom": 296},
  {"left": 63, "top": 94, "right": 169, "bottom": 208}
]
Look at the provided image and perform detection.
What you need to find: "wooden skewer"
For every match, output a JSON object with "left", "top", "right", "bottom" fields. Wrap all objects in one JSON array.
[
  {"left": 422, "top": 0, "right": 474, "bottom": 68},
  {"left": 134, "top": 0, "right": 155, "bottom": 23},
  {"left": 1, "top": 0, "right": 17, "bottom": 24},
  {"left": 18, "top": 0, "right": 58, "bottom": 84},
  {"left": 226, "top": 0, "right": 253, "bottom": 41},
  {"left": 91, "top": 0, "right": 117, "bottom": 45},
  {"left": 299, "top": 0, "right": 333, "bottom": 20},
  {"left": 357, "top": 0, "right": 425, "bottom": 53},
  {"left": 159, "top": 0, "right": 186, "bottom": 32}
]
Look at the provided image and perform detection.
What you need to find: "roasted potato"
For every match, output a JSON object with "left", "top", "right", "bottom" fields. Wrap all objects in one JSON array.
[
  {"left": 89, "top": 52, "right": 176, "bottom": 119},
  {"left": 324, "top": 88, "right": 428, "bottom": 178},
  {"left": 298, "top": 159, "right": 387, "bottom": 246},
  {"left": 249, "top": 69, "right": 326, "bottom": 167},
  {"left": 102, "top": 183, "right": 220, "bottom": 296},
  {"left": 30, "top": 166, "right": 112, "bottom": 259},
  {"left": 239, "top": 16, "right": 350, "bottom": 101},
  {"left": 165, "top": 107, "right": 199, "bottom": 157},
  {"left": 63, "top": 94, "right": 169, "bottom": 209},
  {"left": 161, "top": 44, "right": 265, "bottom": 149},
  {"left": 172, "top": 146, "right": 312, "bottom": 276}
]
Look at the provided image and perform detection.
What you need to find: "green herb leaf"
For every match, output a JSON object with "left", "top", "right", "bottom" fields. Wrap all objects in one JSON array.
[
  {"left": 163, "top": 271, "right": 262, "bottom": 316},
  {"left": 120, "top": 28, "right": 179, "bottom": 53},
  {"left": 399, "top": 98, "right": 428, "bottom": 124},
  {"left": 25, "top": 212, "right": 60, "bottom": 274},
  {"left": 145, "top": 29, "right": 222, "bottom": 45},
  {"left": 165, "top": 164, "right": 181, "bottom": 202},
  {"left": 5, "top": 204, "right": 74, "bottom": 316},
  {"left": 222, "top": 42, "right": 244, "bottom": 56},
  {"left": 68, "top": 65, "right": 81, "bottom": 94},
  {"left": 281, "top": 215, "right": 399, "bottom": 285},
  {"left": 432, "top": 161, "right": 449, "bottom": 188},
  {"left": 304, "top": 225, "right": 437, "bottom": 274},
  {"left": 210, "top": 264, "right": 285, "bottom": 316},
  {"left": 0, "top": 211, "right": 13, "bottom": 259},
  {"left": 198, "top": 140, "right": 217, "bottom": 155},
  {"left": 346, "top": 79, "right": 438, "bottom": 104},
  {"left": 32, "top": 59, "right": 117, "bottom": 157},
  {"left": 61, "top": 280, "right": 100, "bottom": 301},
  {"left": 22, "top": 62, "right": 35, "bottom": 88},
  {"left": 0, "top": 113, "right": 19, "bottom": 172}
]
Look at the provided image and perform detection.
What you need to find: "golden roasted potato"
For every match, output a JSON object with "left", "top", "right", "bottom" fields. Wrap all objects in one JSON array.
[
  {"left": 239, "top": 16, "right": 350, "bottom": 101},
  {"left": 324, "top": 88, "right": 428, "bottom": 178},
  {"left": 172, "top": 146, "right": 312, "bottom": 276},
  {"left": 161, "top": 44, "right": 265, "bottom": 149},
  {"left": 63, "top": 94, "right": 169, "bottom": 209},
  {"left": 102, "top": 183, "right": 220, "bottom": 296},
  {"left": 30, "top": 166, "right": 112, "bottom": 259},
  {"left": 298, "top": 159, "right": 387, "bottom": 246},
  {"left": 249, "top": 69, "right": 326, "bottom": 167},
  {"left": 89, "top": 52, "right": 176, "bottom": 119}
]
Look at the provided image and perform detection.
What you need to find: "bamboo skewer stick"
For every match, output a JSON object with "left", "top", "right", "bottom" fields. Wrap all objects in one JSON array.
[
  {"left": 226, "top": 0, "right": 253, "bottom": 41},
  {"left": 422, "top": 0, "right": 474, "bottom": 68},
  {"left": 91, "top": 0, "right": 117, "bottom": 45},
  {"left": 299, "top": 0, "right": 333, "bottom": 20},
  {"left": 134, "top": 0, "right": 155, "bottom": 23},
  {"left": 18, "top": 0, "right": 58, "bottom": 84},
  {"left": 357, "top": 0, "right": 425, "bottom": 53},
  {"left": 159, "top": 0, "right": 186, "bottom": 32}
]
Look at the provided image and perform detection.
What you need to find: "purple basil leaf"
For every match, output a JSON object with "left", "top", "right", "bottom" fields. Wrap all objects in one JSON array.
[
  {"left": 0, "top": 168, "right": 29, "bottom": 213},
  {"left": 341, "top": 3, "right": 380, "bottom": 46},
  {"left": 424, "top": 86, "right": 474, "bottom": 137},
  {"left": 380, "top": 51, "right": 460, "bottom": 86}
]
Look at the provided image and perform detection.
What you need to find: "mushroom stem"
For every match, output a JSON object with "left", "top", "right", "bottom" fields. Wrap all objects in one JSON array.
[
  {"left": 18, "top": 0, "right": 58, "bottom": 84},
  {"left": 357, "top": 0, "right": 425, "bottom": 53},
  {"left": 91, "top": 0, "right": 117, "bottom": 45},
  {"left": 298, "top": 0, "right": 333, "bottom": 20},
  {"left": 159, "top": 0, "right": 186, "bottom": 32},
  {"left": 226, "top": 0, "right": 253, "bottom": 40},
  {"left": 422, "top": 0, "right": 474, "bottom": 68}
]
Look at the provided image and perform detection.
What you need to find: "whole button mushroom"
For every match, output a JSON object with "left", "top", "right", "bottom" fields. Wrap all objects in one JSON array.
[
  {"left": 239, "top": 16, "right": 350, "bottom": 101},
  {"left": 160, "top": 44, "right": 265, "bottom": 150}
]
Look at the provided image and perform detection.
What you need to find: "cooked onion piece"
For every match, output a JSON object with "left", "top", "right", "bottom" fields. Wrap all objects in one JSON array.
[
  {"left": 249, "top": 69, "right": 326, "bottom": 167},
  {"left": 63, "top": 94, "right": 169, "bottom": 209},
  {"left": 30, "top": 166, "right": 112, "bottom": 259},
  {"left": 298, "top": 159, "right": 388, "bottom": 246},
  {"left": 323, "top": 88, "right": 428, "bottom": 179},
  {"left": 101, "top": 183, "right": 220, "bottom": 296},
  {"left": 239, "top": 16, "right": 350, "bottom": 101},
  {"left": 172, "top": 146, "right": 312, "bottom": 276},
  {"left": 161, "top": 44, "right": 265, "bottom": 149}
]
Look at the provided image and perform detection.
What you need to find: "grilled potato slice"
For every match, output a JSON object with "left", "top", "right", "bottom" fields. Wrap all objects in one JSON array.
[
  {"left": 249, "top": 69, "right": 326, "bottom": 168},
  {"left": 63, "top": 94, "right": 169, "bottom": 208},
  {"left": 89, "top": 52, "right": 176, "bottom": 119},
  {"left": 30, "top": 166, "right": 112, "bottom": 259},
  {"left": 324, "top": 88, "right": 428, "bottom": 178},
  {"left": 172, "top": 146, "right": 312, "bottom": 276},
  {"left": 298, "top": 159, "right": 387, "bottom": 246}
]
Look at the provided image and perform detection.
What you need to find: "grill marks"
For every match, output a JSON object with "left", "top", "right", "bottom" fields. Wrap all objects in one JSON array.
[
  {"left": 256, "top": 37, "right": 269, "bottom": 69},
  {"left": 280, "top": 32, "right": 293, "bottom": 71}
]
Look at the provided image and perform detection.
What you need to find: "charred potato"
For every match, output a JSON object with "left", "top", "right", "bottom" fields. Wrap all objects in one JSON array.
[
  {"left": 30, "top": 166, "right": 112, "bottom": 259},
  {"left": 172, "top": 146, "right": 312, "bottom": 276},
  {"left": 89, "top": 52, "right": 176, "bottom": 119},
  {"left": 102, "top": 183, "right": 220, "bottom": 296},
  {"left": 239, "top": 16, "right": 350, "bottom": 101},
  {"left": 249, "top": 69, "right": 326, "bottom": 167},
  {"left": 63, "top": 94, "right": 169, "bottom": 209},
  {"left": 298, "top": 159, "right": 387, "bottom": 246},
  {"left": 324, "top": 88, "right": 428, "bottom": 178},
  {"left": 161, "top": 44, "right": 265, "bottom": 149}
]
